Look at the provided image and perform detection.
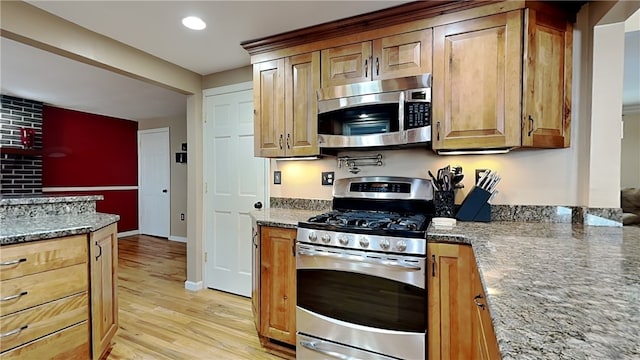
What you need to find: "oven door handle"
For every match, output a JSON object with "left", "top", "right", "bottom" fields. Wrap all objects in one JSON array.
[
  {"left": 299, "top": 340, "right": 356, "bottom": 360},
  {"left": 297, "top": 248, "right": 422, "bottom": 271}
]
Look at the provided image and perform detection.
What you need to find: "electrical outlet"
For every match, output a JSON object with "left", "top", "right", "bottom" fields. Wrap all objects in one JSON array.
[
  {"left": 274, "top": 171, "right": 282, "bottom": 185},
  {"left": 321, "top": 171, "right": 335, "bottom": 186},
  {"left": 475, "top": 169, "right": 488, "bottom": 184}
]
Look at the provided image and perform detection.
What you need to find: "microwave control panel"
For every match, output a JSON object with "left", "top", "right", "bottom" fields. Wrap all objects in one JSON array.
[{"left": 405, "top": 102, "right": 431, "bottom": 129}]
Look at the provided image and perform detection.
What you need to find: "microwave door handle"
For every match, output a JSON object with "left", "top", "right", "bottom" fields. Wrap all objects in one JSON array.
[{"left": 297, "top": 248, "right": 421, "bottom": 271}]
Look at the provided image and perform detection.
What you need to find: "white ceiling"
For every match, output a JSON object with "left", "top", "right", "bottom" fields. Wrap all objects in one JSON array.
[
  {"left": 0, "top": 1, "right": 409, "bottom": 121},
  {"left": 0, "top": 1, "right": 639, "bottom": 122}
]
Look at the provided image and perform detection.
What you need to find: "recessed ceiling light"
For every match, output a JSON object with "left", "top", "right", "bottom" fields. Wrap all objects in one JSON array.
[{"left": 182, "top": 16, "right": 206, "bottom": 30}]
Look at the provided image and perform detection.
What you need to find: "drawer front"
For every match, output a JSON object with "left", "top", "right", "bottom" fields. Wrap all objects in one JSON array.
[
  {"left": 0, "top": 263, "right": 88, "bottom": 316},
  {"left": 1, "top": 235, "right": 87, "bottom": 281},
  {"left": 0, "top": 321, "right": 90, "bottom": 360},
  {"left": 0, "top": 292, "right": 88, "bottom": 352}
]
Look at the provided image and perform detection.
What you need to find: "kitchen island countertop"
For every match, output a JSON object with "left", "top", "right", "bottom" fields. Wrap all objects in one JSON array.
[
  {"left": 252, "top": 208, "right": 640, "bottom": 359},
  {"left": 0, "top": 213, "right": 120, "bottom": 245}
]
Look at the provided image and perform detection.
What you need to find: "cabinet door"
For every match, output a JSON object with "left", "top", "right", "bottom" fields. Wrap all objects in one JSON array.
[
  {"left": 373, "top": 29, "right": 433, "bottom": 80},
  {"left": 251, "top": 224, "right": 260, "bottom": 334},
  {"left": 260, "top": 226, "right": 296, "bottom": 345},
  {"left": 284, "top": 52, "right": 320, "bottom": 156},
  {"left": 432, "top": 11, "right": 522, "bottom": 150},
  {"left": 428, "top": 243, "right": 474, "bottom": 360},
  {"left": 321, "top": 42, "right": 372, "bottom": 87},
  {"left": 522, "top": 9, "right": 572, "bottom": 148},
  {"left": 472, "top": 265, "right": 501, "bottom": 360},
  {"left": 90, "top": 223, "right": 118, "bottom": 360},
  {"left": 254, "top": 59, "right": 285, "bottom": 157}
]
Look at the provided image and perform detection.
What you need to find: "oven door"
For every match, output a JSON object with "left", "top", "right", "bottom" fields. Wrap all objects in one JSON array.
[{"left": 296, "top": 243, "right": 426, "bottom": 360}]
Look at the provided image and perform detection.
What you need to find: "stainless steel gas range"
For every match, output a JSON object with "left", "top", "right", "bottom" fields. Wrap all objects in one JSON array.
[{"left": 295, "top": 176, "right": 434, "bottom": 360}]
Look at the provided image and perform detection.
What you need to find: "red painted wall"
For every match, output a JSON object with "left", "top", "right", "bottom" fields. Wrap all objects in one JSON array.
[{"left": 42, "top": 106, "right": 138, "bottom": 232}]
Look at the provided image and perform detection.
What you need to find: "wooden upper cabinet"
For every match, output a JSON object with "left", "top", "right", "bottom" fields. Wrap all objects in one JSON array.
[
  {"left": 254, "top": 53, "right": 319, "bottom": 157},
  {"left": 285, "top": 52, "right": 320, "bottom": 156},
  {"left": 321, "top": 29, "right": 432, "bottom": 88},
  {"left": 522, "top": 9, "right": 572, "bottom": 148},
  {"left": 432, "top": 11, "right": 523, "bottom": 150},
  {"left": 321, "top": 42, "right": 371, "bottom": 87},
  {"left": 253, "top": 59, "right": 285, "bottom": 157},
  {"left": 433, "top": 8, "right": 573, "bottom": 151}
]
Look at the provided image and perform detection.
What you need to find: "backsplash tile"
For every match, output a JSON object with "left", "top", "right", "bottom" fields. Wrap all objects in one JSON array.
[{"left": 0, "top": 95, "right": 43, "bottom": 195}]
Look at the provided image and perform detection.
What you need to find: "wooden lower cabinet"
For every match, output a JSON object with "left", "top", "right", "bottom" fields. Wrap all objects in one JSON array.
[
  {"left": 0, "top": 224, "right": 118, "bottom": 360},
  {"left": 90, "top": 223, "right": 119, "bottom": 360},
  {"left": 0, "top": 321, "right": 90, "bottom": 360},
  {"left": 472, "top": 264, "right": 501, "bottom": 360},
  {"left": 256, "top": 226, "right": 296, "bottom": 354},
  {"left": 428, "top": 243, "right": 500, "bottom": 360}
]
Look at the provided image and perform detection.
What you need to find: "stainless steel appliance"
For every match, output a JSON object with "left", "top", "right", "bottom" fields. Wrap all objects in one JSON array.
[
  {"left": 296, "top": 176, "right": 434, "bottom": 360},
  {"left": 317, "top": 74, "right": 432, "bottom": 150}
]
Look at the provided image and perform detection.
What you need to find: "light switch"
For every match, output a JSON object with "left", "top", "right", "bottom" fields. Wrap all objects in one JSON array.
[{"left": 274, "top": 171, "right": 281, "bottom": 185}]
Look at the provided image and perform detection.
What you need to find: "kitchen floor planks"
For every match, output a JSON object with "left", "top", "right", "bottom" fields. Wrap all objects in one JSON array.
[{"left": 106, "top": 235, "right": 283, "bottom": 360}]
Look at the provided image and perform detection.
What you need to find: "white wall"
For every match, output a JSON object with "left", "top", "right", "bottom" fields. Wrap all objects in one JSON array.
[
  {"left": 269, "top": 147, "right": 582, "bottom": 206},
  {"left": 621, "top": 112, "right": 640, "bottom": 188}
]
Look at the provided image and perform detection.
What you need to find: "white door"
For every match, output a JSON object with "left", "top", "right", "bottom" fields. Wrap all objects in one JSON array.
[
  {"left": 138, "top": 128, "right": 170, "bottom": 238},
  {"left": 204, "top": 82, "right": 267, "bottom": 297}
]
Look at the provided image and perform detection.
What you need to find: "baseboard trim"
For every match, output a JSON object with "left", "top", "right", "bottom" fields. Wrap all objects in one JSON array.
[
  {"left": 184, "top": 280, "right": 203, "bottom": 292},
  {"left": 169, "top": 235, "right": 187, "bottom": 243},
  {"left": 118, "top": 230, "right": 139, "bottom": 238}
]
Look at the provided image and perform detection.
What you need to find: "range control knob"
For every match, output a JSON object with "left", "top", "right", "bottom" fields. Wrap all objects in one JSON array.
[
  {"left": 321, "top": 233, "right": 331, "bottom": 244},
  {"left": 359, "top": 236, "right": 370, "bottom": 248},
  {"left": 395, "top": 240, "right": 407, "bottom": 252},
  {"left": 379, "top": 239, "right": 390, "bottom": 250},
  {"left": 308, "top": 232, "right": 317, "bottom": 242},
  {"left": 338, "top": 236, "right": 349, "bottom": 246}
]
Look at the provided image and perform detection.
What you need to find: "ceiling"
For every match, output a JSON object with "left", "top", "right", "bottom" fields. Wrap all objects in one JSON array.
[{"left": 1, "top": 1, "right": 639, "bottom": 122}]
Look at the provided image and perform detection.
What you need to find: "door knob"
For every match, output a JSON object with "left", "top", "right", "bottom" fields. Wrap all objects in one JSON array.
[
  {"left": 162, "top": 189, "right": 168, "bottom": 193},
  {"left": 254, "top": 202, "right": 263, "bottom": 209}
]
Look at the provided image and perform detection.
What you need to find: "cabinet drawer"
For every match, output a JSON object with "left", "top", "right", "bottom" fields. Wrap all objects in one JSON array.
[
  {"left": 0, "top": 321, "right": 90, "bottom": 360},
  {"left": 0, "top": 263, "right": 88, "bottom": 316},
  {"left": 0, "top": 292, "right": 88, "bottom": 352},
  {"left": 0, "top": 235, "right": 87, "bottom": 281}
]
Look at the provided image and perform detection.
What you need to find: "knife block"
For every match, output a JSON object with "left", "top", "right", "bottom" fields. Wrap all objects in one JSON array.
[{"left": 455, "top": 186, "right": 491, "bottom": 222}]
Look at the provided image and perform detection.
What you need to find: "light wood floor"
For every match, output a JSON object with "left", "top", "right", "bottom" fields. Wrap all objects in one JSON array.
[{"left": 105, "top": 235, "right": 283, "bottom": 360}]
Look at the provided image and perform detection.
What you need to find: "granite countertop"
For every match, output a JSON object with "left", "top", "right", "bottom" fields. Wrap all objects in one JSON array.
[
  {"left": 0, "top": 194, "right": 103, "bottom": 205},
  {"left": 0, "top": 213, "right": 120, "bottom": 245},
  {"left": 252, "top": 208, "right": 640, "bottom": 359},
  {"left": 250, "top": 208, "right": 319, "bottom": 229}
]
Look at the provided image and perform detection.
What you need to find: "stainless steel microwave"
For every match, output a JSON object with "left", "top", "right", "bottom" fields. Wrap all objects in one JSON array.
[{"left": 317, "top": 74, "right": 431, "bottom": 149}]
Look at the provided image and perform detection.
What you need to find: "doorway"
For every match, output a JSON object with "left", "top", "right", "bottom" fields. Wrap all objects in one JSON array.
[
  {"left": 203, "top": 82, "right": 267, "bottom": 297},
  {"left": 138, "top": 128, "right": 171, "bottom": 238}
]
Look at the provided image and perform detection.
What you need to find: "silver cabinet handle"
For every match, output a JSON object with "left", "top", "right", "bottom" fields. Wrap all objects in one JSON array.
[
  {"left": 1, "top": 291, "right": 28, "bottom": 302},
  {"left": 0, "top": 325, "right": 28, "bottom": 338},
  {"left": 474, "top": 294, "right": 486, "bottom": 310},
  {"left": 364, "top": 58, "right": 369, "bottom": 78},
  {"left": 300, "top": 340, "right": 352, "bottom": 360},
  {"left": 297, "top": 248, "right": 421, "bottom": 271},
  {"left": 528, "top": 115, "right": 535, "bottom": 136},
  {"left": 0, "top": 258, "right": 26, "bottom": 266}
]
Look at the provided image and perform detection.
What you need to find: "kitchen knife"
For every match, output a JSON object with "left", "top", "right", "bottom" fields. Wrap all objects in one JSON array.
[
  {"left": 487, "top": 174, "right": 501, "bottom": 193},
  {"left": 476, "top": 170, "right": 490, "bottom": 188}
]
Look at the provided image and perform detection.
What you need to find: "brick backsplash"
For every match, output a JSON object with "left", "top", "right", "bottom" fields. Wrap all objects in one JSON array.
[{"left": 0, "top": 95, "right": 43, "bottom": 195}]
